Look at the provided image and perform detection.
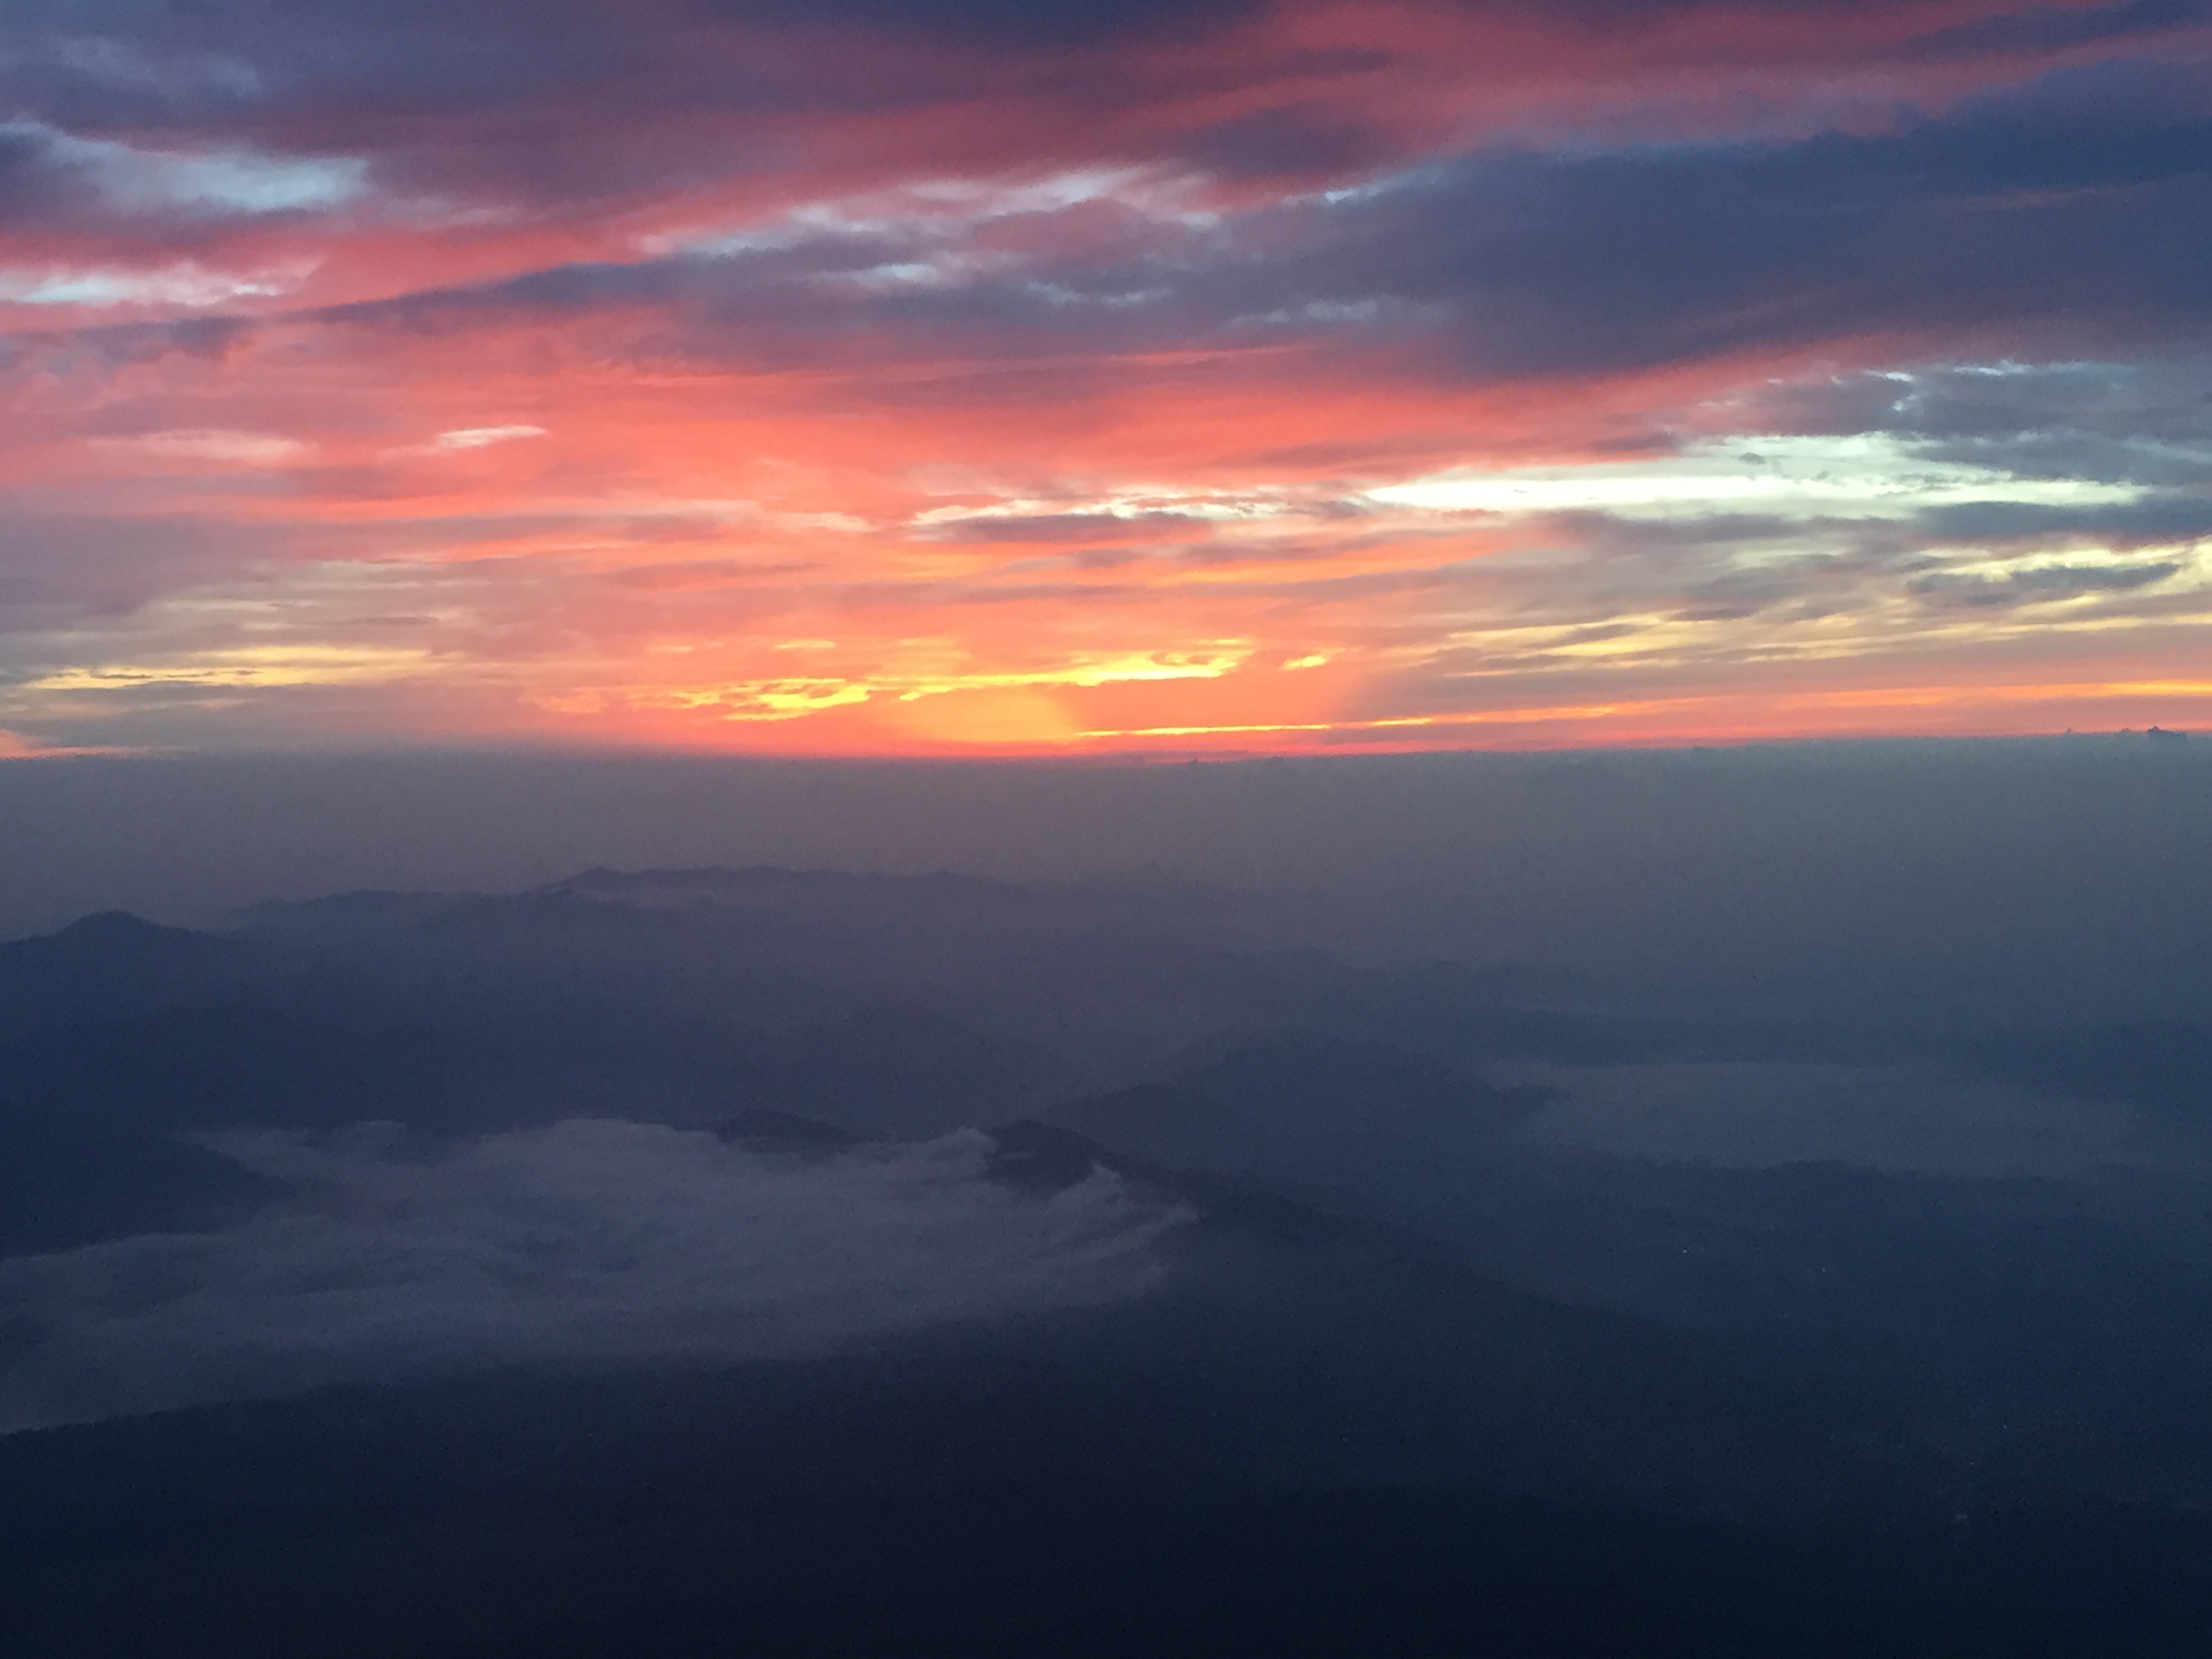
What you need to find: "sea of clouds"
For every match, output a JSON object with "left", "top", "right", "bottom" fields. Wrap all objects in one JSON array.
[{"left": 0, "top": 1119, "right": 1190, "bottom": 1433}]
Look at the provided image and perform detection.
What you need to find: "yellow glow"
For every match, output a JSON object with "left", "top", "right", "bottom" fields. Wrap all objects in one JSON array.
[
  {"left": 1077, "top": 720, "right": 1336, "bottom": 739},
  {"left": 893, "top": 687, "right": 1079, "bottom": 745},
  {"left": 625, "top": 648, "right": 1248, "bottom": 727},
  {"left": 890, "top": 649, "right": 1246, "bottom": 697},
  {"left": 21, "top": 644, "right": 434, "bottom": 690}
]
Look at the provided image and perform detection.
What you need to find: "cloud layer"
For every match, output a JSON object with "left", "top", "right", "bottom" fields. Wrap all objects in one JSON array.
[{"left": 0, "top": 1120, "right": 1188, "bottom": 1433}]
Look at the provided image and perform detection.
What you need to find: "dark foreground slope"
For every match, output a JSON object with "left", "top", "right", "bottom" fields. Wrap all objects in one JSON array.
[
  {"left": 7, "top": 1158, "right": 2212, "bottom": 1659},
  {"left": 6, "top": 1352, "right": 2210, "bottom": 1658}
]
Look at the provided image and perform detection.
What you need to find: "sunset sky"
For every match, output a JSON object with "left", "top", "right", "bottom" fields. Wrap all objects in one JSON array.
[{"left": 3, "top": 0, "right": 2210, "bottom": 756}]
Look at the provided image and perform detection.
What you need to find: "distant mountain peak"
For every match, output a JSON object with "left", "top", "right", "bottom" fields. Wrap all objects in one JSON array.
[
  {"left": 14, "top": 911, "right": 224, "bottom": 954},
  {"left": 54, "top": 909, "right": 193, "bottom": 939},
  {"left": 984, "top": 1119, "right": 1126, "bottom": 1194},
  {"left": 533, "top": 865, "right": 1041, "bottom": 918},
  {"left": 0, "top": 912, "right": 245, "bottom": 1041}
]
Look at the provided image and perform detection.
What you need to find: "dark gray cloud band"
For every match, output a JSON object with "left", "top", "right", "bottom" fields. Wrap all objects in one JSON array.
[{"left": 281, "top": 64, "right": 2212, "bottom": 388}]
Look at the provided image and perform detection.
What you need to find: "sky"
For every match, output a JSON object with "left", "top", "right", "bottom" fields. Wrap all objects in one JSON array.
[{"left": 3, "top": 1, "right": 2211, "bottom": 757}]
